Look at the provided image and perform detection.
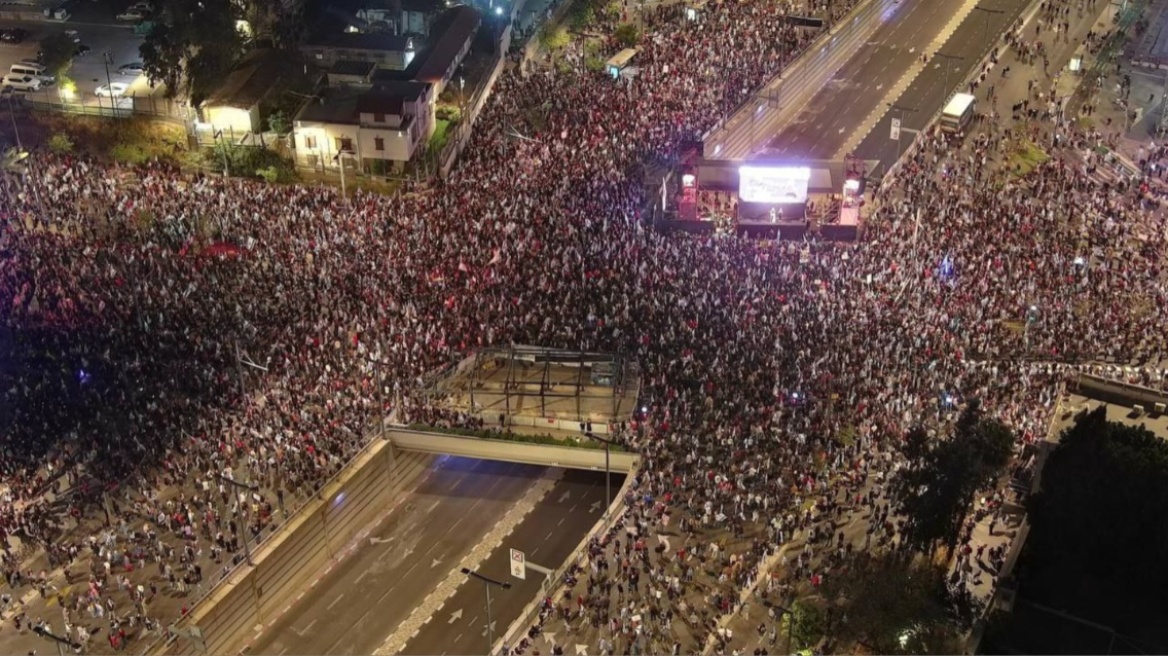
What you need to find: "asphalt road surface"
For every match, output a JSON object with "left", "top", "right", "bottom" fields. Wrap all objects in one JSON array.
[
  {"left": 762, "top": 0, "right": 1026, "bottom": 160},
  {"left": 853, "top": 0, "right": 1030, "bottom": 164},
  {"left": 247, "top": 457, "right": 548, "bottom": 656},
  {"left": 400, "top": 468, "right": 623, "bottom": 656}
]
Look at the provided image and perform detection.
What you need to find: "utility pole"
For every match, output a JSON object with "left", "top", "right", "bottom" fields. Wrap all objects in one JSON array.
[
  {"left": 461, "top": 567, "right": 511, "bottom": 655},
  {"left": 234, "top": 341, "right": 269, "bottom": 405},
  {"left": 102, "top": 50, "right": 115, "bottom": 115},
  {"left": 4, "top": 92, "right": 21, "bottom": 151},
  {"left": 218, "top": 473, "right": 260, "bottom": 566},
  {"left": 584, "top": 431, "right": 614, "bottom": 517}
]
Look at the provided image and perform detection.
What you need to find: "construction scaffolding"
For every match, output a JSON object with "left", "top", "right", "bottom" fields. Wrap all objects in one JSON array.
[{"left": 421, "top": 345, "right": 641, "bottom": 436}]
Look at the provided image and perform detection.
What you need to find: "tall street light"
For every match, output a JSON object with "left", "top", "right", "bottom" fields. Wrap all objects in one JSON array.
[
  {"left": 933, "top": 52, "right": 964, "bottom": 96},
  {"left": 34, "top": 622, "right": 83, "bottom": 655},
  {"left": 886, "top": 102, "right": 919, "bottom": 161},
  {"left": 218, "top": 472, "right": 260, "bottom": 566},
  {"left": 461, "top": 567, "right": 511, "bottom": 655},
  {"left": 584, "top": 431, "right": 614, "bottom": 517},
  {"left": 972, "top": 5, "right": 1005, "bottom": 45}
]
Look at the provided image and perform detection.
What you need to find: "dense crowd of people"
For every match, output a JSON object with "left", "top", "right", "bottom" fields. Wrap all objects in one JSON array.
[{"left": 0, "top": 0, "right": 1164, "bottom": 652}]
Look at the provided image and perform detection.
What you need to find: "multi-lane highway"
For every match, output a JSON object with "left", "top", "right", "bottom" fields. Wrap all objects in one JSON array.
[
  {"left": 399, "top": 468, "right": 622, "bottom": 655},
  {"left": 851, "top": 0, "right": 1031, "bottom": 164},
  {"left": 245, "top": 457, "right": 617, "bottom": 656},
  {"left": 756, "top": 0, "right": 1029, "bottom": 160}
]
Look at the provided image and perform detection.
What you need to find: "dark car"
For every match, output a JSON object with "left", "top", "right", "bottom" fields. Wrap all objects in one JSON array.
[
  {"left": 74, "top": 44, "right": 91, "bottom": 56},
  {"left": 0, "top": 29, "right": 28, "bottom": 44}
]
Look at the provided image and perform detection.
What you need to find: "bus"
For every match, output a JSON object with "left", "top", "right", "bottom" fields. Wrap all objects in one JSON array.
[
  {"left": 605, "top": 48, "right": 638, "bottom": 79},
  {"left": 940, "top": 93, "right": 976, "bottom": 134}
]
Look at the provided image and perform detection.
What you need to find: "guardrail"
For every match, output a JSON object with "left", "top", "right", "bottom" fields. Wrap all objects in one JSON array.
[
  {"left": 492, "top": 460, "right": 640, "bottom": 655},
  {"left": 702, "top": 0, "right": 888, "bottom": 159},
  {"left": 387, "top": 427, "right": 639, "bottom": 472}
]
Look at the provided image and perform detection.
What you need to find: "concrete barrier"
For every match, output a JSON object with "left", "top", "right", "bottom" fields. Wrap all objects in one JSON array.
[
  {"left": 387, "top": 427, "right": 639, "bottom": 472},
  {"left": 154, "top": 440, "right": 418, "bottom": 655},
  {"left": 1075, "top": 373, "right": 1168, "bottom": 410}
]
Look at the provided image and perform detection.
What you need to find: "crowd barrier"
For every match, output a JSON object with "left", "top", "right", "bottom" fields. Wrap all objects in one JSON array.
[
  {"left": 493, "top": 461, "right": 640, "bottom": 654},
  {"left": 148, "top": 438, "right": 402, "bottom": 655},
  {"left": 1074, "top": 373, "right": 1168, "bottom": 410}
]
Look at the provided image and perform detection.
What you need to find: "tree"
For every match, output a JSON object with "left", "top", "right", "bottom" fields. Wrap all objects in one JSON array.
[
  {"left": 821, "top": 553, "right": 968, "bottom": 654},
  {"left": 613, "top": 23, "right": 640, "bottom": 48},
  {"left": 38, "top": 34, "right": 76, "bottom": 77},
  {"left": 892, "top": 401, "right": 1014, "bottom": 553},
  {"left": 1025, "top": 407, "right": 1168, "bottom": 606},
  {"left": 140, "top": 0, "right": 244, "bottom": 102}
]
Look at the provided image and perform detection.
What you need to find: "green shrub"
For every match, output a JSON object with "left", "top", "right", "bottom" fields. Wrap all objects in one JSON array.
[
  {"left": 256, "top": 165, "right": 279, "bottom": 183},
  {"left": 614, "top": 23, "right": 640, "bottom": 48},
  {"left": 110, "top": 143, "right": 151, "bottom": 165},
  {"left": 47, "top": 133, "right": 74, "bottom": 155}
]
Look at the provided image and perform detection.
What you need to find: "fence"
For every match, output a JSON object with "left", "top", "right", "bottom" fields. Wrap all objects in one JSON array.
[
  {"left": 21, "top": 91, "right": 190, "bottom": 126},
  {"left": 141, "top": 435, "right": 401, "bottom": 656},
  {"left": 438, "top": 52, "right": 507, "bottom": 177}
]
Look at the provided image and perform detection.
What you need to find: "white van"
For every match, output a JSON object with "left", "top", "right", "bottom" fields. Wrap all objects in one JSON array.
[
  {"left": 2, "top": 74, "right": 42, "bottom": 92},
  {"left": 10, "top": 63, "right": 54, "bottom": 84}
]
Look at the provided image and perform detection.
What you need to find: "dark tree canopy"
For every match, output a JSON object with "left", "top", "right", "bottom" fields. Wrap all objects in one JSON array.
[
  {"left": 892, "top": 401, "right": 1015, "bottom": 552},
  {"left": 139, "top": 0, "right": 243, "bottom": 103},
  {"left": 1025, "top": 406, "right": 1168, "bottom": 601}
]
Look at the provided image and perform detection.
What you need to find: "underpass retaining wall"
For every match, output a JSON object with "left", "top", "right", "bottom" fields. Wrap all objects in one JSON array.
[
  {"left": 387, "top": 427, "right": 639, "bottom": 472},
  {"left": 154, "top": 440, "right": 401, "bottom": 656}
]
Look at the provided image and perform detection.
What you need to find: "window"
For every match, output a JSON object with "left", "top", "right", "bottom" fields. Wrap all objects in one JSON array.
[
  {"left": 373, "top": 112, "right": 384, "bottom": 123},
  {"left": 303, "top": 135, "right": 316, "bottom": 149},
  {"left": 337, "top": 137, "right": 353, "bottom": 152},
  {"left": 374, "top": 137, "right": 385, "bottom": 151}
]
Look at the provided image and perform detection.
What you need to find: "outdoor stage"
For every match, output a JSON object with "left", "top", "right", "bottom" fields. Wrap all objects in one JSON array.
[{"left": 664, "top": 157, "right": 875, "bottom": 240}]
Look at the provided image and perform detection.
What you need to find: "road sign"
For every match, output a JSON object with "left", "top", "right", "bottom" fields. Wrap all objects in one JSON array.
[
  {"left": 890, "top": 118, "right": 901, "bottom": 141},
  {"left": 510, "top": 548, "right": 526, "bottom": 580}
]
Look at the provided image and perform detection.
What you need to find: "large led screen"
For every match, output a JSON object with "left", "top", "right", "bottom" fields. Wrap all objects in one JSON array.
[{"left": 738, "top": 166, "right": 811, "bottom": 204}]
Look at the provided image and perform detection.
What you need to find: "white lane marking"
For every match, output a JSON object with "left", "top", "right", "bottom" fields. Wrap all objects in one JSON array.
[{"left": 328, "top": 593, "right": 345, "bottom": 610}]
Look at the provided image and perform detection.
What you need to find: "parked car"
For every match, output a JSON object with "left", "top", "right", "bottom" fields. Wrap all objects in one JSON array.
[
  {"left": 117, "top": 62, "right": 145, "bottom": 76},
  {"left": 128, "top": 1, "right": 153, "bottom": 12},
  {"left": 74, "top": 44, "right": 91, "bottom": 56},
  {"left": 64, "top": 29, "right": 81, "bottom": 43},
  {"left": 2, "top": 75, "right": 42, "bottom": 92},
  {"left": 116, "top": 9, "right": 146, "bottom": 20},
  {"left": 95, "top": 82, "right": 128, "bottom": 97},
  {"left": 0, "top": 29, "right": 28, "bottom": 44}
]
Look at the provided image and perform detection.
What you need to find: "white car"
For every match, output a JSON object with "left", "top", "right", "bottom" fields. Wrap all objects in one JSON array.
[
  {"left": 129, "top": 1, "right": 152, "bottom": 11},
  {"left": 116, "top": 9, "right": 146, "bottom": 21},
  {"left": 64, "top": 29, "right": 81, "bottom": 43},
  {"left": 95, "top": 82, "right": 128, "bottom": 97},
  {"left": 2, "top": 74, "right": 41, "bottom": 92}
]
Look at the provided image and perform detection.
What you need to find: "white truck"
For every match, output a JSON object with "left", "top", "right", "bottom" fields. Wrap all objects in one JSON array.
[{"left": 940, "top": 93, "right": 976, "bottom": 134}]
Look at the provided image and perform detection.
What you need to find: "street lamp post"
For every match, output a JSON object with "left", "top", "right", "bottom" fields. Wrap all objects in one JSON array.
[
  {"left": 218, "top": 473, "right": 260, "bottom": 566},
  {"left": 34, "top": 623, "right": 83, "bottom": 656},
  {"left": 102, "top": 50, "right": 115, "bottom": 115},
  {"left": 972, "top": 6, "right": 1005, "bottom": 46},
  {"left": 933, "top": 52, "right": 964, "bottom": 97},
  {"left": 460, "top": 567, "right": 511, "bottom": 655},
  {"left": 4, "top": 92, "right": 21, "bottom": 151},
  {"left": 584, "top": 431, "right": 613, "bottom": 517},
  {"left": 334, "top": 148, "right": 354, "bottom": 198}
]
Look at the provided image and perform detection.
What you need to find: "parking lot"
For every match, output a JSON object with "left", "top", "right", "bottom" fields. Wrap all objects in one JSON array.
[{"left": 0, "top": 15, "right": 158, "bottom": 109}]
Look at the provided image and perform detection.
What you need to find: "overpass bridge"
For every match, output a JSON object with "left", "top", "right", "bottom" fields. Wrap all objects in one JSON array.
[{"left": 386, "top": 427, "right": 640, "bottom": 473}]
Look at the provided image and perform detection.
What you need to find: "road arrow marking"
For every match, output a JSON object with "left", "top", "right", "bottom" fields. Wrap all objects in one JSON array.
[
  {"left": 448, "top": 609, "right": 463, "bottom": 624},
  {"left": 543, "top": 631, "right": 556, "bottom": 646},
  {"left": 589, "top": 500, "right": 602, "bottom": 512},
  {"left": 658, "top": 534, "right": 671, "bottom": 551},
  {"left": 480, "top": 621, "right": 496, "bottom": 637},
  {"left": 370, "top": 536, "right": 394, "bottom": 545},
  {"left": 431, "top": 557, "right": 443, "bottom": 568},
  {"left": 558, "top": 490, "right": 571, "bottom": 503},
  {"left": 576, "top": 645, "right": 588, "bottom": 655},
  {"left": 401, "top": 546, "right": 415, "bottom": 559}
]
